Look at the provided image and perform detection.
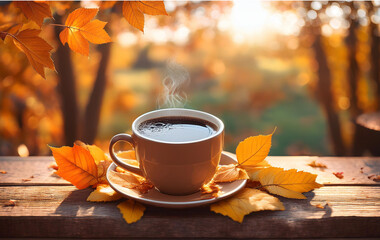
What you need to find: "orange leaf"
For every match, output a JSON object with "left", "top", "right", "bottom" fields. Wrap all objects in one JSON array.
[
  {"left": 59, "top": 8, "right": 111, "bottom": 56},
  {"left": 122, "top": 1, "right": 167, "bottom": 32},
  {"left": 14, "top": 1, "right": 52, "bottom": 26},
  {"left": 123, "top": 1, "right": 145, "bottom": 32},
  {"left": 137, "top": 1, "right": 168, "bottom": 16},
  {"left": 49, "top": 143, "right": 98, "bottom": 189},
  {"left": 11, "top": 29, "right": 54, "bottom": 79}
]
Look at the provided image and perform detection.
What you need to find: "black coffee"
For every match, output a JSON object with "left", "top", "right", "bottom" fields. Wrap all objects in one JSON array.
[{"left": 138, "top": 116, "right": 217, "bottom": 142}]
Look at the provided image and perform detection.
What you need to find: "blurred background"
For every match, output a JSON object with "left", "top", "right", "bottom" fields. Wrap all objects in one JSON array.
[{"left": 0, "top": 1, "right": 379, "bottom": 157}]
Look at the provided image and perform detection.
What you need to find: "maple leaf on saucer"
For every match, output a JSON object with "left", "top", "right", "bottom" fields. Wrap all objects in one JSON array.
[
  {"left": 59, "top": 8, "right": 111, "bottom": 56},
  {"left": 213, "top": 164, "right": 249, "bottom": 183}
]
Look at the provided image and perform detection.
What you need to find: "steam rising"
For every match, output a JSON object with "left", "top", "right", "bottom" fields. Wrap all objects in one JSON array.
[{"left": 158, "top": 60, "right": 190, "bottom": 108}]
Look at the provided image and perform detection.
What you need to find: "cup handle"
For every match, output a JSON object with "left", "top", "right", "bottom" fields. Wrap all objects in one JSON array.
[{"left": 109, "top": 133, "right": 143, "bottom": 175}]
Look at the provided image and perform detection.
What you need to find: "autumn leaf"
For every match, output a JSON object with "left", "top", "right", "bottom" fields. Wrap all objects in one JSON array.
[
  {"left": 210, "top": 188, "right": 284, "bottom": 223},
  {"left": 14, "top": 1, "right": 52, "bottom": 26},
  {"left": 123, "top": 1, "right": 168, "bottom": 32},
  {"left": 108, "top": 170, "right": 153, "bottom": 194},
  {"left": 200, "top": 182, "right": 220, "bottom": 199},
  {"left": 236, "top": 129, "right": 275, "bottom": 167},
  {"left": 118, "top": 199, "right": 146, "bottom": 224},
  {"left": 213, "top": 164, "right": 249, "bottom": 183},
  {"left": 117, "top": 150, "right": 139, "bottom": 167},
  {"left": 87, "top": 184, "right": 122, "bottom": 202},
  {"left": 49, "top": 143, "right": 99, "bottom": 189},
  {"left": 9, "top": 29, "right": 54, "bottom": 78},
  {"left": 308, "top": 160, "right": 327, "bottom": 169},
  {"left": 259, "top": 167, "right": 323, "bottom": 199},
  {"left": 59, "top": 8, "right": 111, "bottom": 56}
]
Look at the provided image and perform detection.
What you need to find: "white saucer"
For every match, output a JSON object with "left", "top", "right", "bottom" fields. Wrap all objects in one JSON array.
[{"left": 107, "top": 151, "right": 247, "bottom": 208}]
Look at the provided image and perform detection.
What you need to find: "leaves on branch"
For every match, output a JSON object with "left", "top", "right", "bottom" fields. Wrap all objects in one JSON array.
[
  {"left": 14, "top": 1, "right": 52, "bottom": 26},
  {"left": 11, "top": 29, "right": 54, "bottom": 78},
  {"left": 87, "top": 184, "right": 122, "bottom": 202},
  {"left": 117, "top": 199, "right": 146, "bottom": 224},
  {"left": 123, "top": 0, "right": 168, "bottom": 32},
  {"left": 210, "top": 188, "right": 285, "bottom": 223},
  {"left": 59, "top": 8, "right": 111, "bottom": 56},
  {"left": 259, "top": 167, "right": 323, "bottom": 199}
]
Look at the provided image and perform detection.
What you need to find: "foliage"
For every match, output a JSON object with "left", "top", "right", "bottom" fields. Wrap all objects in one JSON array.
[{"left": 51, "top": 131, "right": 322, "bottom": 224}]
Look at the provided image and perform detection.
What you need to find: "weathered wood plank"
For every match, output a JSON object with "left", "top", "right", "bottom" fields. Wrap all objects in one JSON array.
[
  {"left": 266, "top": 156, "right": 380, "bottom": 185},
  {"left": 0, "top": 157, "right": 68, "bottom": 185},
  {"left": 1, "top": 156, "right": 380, "bottom": 186},
  {"left": 0, "top": 186, "right": 379, "bottom": 238}
]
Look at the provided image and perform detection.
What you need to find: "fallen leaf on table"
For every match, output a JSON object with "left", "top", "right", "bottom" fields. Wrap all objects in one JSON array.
[
  {"left": 314, "top": 203, "right": 326, "bottom": 209},
  {"left": 49, "top": 143, "right": 99, "bottom": 189},
  {"left": 333, "top": 172, "right": 344, "bottom": 179},
  {"left": 117, "top": 199, "right": 145, "bottom": 224},
  {"left": 0, "top": 170, "right": 7, "bottom": 174},
  {"left": 368, "top": 174, "right": 380, "bottom": 182},
  {"left": 245, "top": 180, "right": 261, "bottom": 189},
  {"left": 87, "top": 184, "right": 122, "bottom": 202},
  {"left": 59, "top": 8, "right": 111, "bottom": 56},
  {"left": 22, "top": 178, "right": 31, "bottom": 182},
  {"left": 108, "top": 170, "right": 153, "bottom": 194},
  {"left": 14, "top": 1, "right": 52, "bottom": 26},
  {"left": 236, "top": 130, "right": 275, "bottom": 167},
  {"left": 48, "top": 162, "right": 58, "bottom": 170},
  {"left": 210, "top": 188, "right": 284, "bottom": 223},
  {"left": 213, "top": 164, "right": 249, "bottom": 183},
  {"left": 308, "top": 160, "right": 327, "bottom": 169},
  {"left": 200, "top": 182, "right": 220, "bottom": 199},
  {"left": 259, "top": 167, "right": 323, "bottom": 199},
  {"left": 3, "top": 200, "right": 16, "bottom": 207}
]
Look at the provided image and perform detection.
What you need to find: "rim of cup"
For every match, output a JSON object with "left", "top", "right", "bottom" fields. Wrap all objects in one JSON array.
[{"left": 131, "top": 108, "right": 224, "bottom": 145}]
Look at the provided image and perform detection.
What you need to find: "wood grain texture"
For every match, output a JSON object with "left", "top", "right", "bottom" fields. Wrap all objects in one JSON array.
[
  {"left": 0, "top": 186, "right": 379, "bottom": 238},
  {"left": 0, "top": 157, "right": 69, "bottom": 185},
  {"left": 1, "top": 155, "right": 380, "bottom": 185}
]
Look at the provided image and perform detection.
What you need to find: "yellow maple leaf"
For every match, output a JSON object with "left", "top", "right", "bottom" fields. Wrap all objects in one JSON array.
[
  {"left": 117, "top": 199, "right": 146, "bottom": 224},
  {"left": 259, "top": 167, "right": 323, "bottom": 199},
  {"left": 236, "top": 129, "right": 275, "bottom": 167},
  {"left": 49, "top": 143, "right": 99, "bottom": 189},
  {"left": 122, "top": 0, "right": 168, "bottom": 32},
  {"left": 87, "top": 184, "right": 122, "bottom": 202},
  {"left": 59, "top": 8, "right": 111, "bottom": 56},
  {"left": 14, "top": 1, "right": 52, "bottom": 26},
  {"left": 210, "top": 188, "right": 284, "bottom": 223},
  {"left": 213, "top": 164, "right": 249, "bottom": 183}
]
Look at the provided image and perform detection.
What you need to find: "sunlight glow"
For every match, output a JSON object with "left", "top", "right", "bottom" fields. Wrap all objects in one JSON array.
[{"left": 227, "top": 0, "right": 301, "bottom": 43}]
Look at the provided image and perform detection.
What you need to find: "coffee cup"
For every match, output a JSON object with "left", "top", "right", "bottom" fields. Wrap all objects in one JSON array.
[{"left": 109, "top": 108, "right": 224, "bottom": 195}]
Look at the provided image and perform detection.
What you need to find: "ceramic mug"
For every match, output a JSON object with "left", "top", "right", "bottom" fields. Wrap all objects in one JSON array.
[{"left": 109, "top": 108, "right": 224, "bottom": 195}]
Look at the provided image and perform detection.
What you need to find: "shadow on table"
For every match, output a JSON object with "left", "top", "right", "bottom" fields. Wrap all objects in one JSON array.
[{"left": 54, "top": 188, "right": 119, "bottom": 217}]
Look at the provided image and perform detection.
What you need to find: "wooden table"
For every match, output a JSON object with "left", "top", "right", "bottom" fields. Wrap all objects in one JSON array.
[{"left": 0, "top": 155, "right": 379, "bottom": 239}]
